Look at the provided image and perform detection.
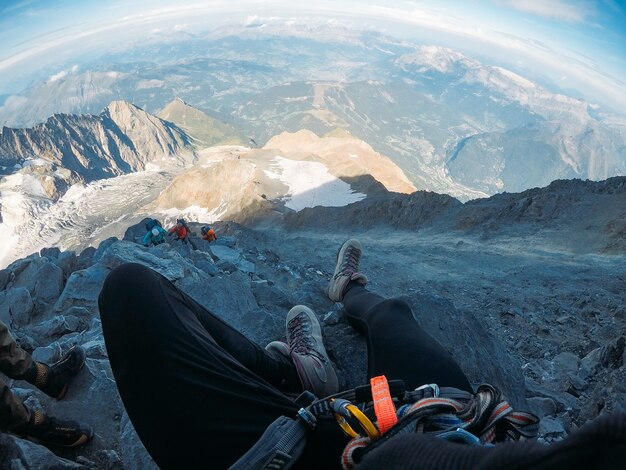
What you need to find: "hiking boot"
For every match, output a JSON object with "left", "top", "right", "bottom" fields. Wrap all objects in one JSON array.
[
  {"left": 328, "top": 239, "right": 368, "bottom": 302},
  {"left": 24, "top": 346, "right": 86, "bottom": 400},
  {"left": 265, "top": 340, "right": 291, "bottom": 359},
  {"left": 14, "top": 410, "right": 93, "bottom": 448},
  {"left": 285, "top": 305, "right": 339, "bottom": 397}
]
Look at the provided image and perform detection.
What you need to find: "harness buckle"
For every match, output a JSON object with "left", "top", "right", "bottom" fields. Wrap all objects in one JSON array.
[
  {"left": 297, "top": 408, "right": 317, "bottom": 428},
  {"left": 414, "top": 383, "right": 440, "bottom": 398}
]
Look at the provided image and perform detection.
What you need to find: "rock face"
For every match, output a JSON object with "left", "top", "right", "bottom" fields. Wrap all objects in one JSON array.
[
  {"left": 158, "top": 98, "right": 245, "bottom": 147},
  {"left": 0, "top": 221, "right": 530, "bottom": 468},
  {"left": 0, "top": 101, "right": 194, "bottom": 182},
  {"left": 151, "top": 130, "right": 416, "bottom": 223},
  {"left": 264, "top": 130, "right": 416, "bottom": 194},
  {"left": 0, "top": 175, "right": 625, "bottom": 468}
]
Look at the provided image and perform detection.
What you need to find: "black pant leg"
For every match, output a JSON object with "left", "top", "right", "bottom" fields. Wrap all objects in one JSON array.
[
  {"left": 99, "top": 263, "right": 301, "bottom": 469},
  {"left": 343, "top": 284, "right": 472, "bottom": 392}
]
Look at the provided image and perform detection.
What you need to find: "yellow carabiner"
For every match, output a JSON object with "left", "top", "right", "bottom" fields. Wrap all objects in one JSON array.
[
  {"left": 346, "top": 404, "right": 380, "bottom": 439},
  {"left": 335, "top": 414, "right": 359, "bottom": 438},
  {"left": 331, "top": 398, "right": 380, "bottom": 439}
]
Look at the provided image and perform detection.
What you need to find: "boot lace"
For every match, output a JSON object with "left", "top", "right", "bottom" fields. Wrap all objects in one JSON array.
[
  {"left": 335, "top": 246, "right": 361, "bottom": 279},
  {"left": 287, "top": 313, "right": 327, "bottom": 363}
]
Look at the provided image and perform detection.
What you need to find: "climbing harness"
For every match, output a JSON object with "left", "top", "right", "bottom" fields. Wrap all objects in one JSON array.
[{"left": 230, "top": 376, "right": 539, "bottom": 470}]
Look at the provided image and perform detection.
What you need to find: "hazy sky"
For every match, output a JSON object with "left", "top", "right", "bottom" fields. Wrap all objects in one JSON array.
[{"left": 1, "top": 0, "right": 625, "bottom": 112}]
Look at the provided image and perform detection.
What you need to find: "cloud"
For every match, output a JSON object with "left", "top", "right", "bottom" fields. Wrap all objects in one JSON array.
[
  {"left": 244, "top": 15, "right": 264, "bottom": 27},
  {"left": 0, "top": 0, "right": 37, "bottom": 15},
  {"left": 493, "top": 0, "right": 594, "bottom": 22},
  {"left": 48, "top": 70, "right": 67, "bottom": 83},
  {"left": 0, "top": 95, "right": 29, "bottom": 126}
]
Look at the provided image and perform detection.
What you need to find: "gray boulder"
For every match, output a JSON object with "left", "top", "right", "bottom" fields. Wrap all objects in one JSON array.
[
  {"left": 0, "top": 433, "right": 86, "bottom": 469},
  {"left": 53, "top": 265, "right": 110, "bottom": 313},
  {"left": 0, "top": 287, "right": 35, "bottom": 327}
]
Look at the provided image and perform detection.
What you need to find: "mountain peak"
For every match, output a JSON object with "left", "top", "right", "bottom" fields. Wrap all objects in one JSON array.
[
  {"left": 264, "top": 130, "right": 416, "bottom": 194},
  {"left": 157, "top": 101, "right": 244, "bottom": 147}
]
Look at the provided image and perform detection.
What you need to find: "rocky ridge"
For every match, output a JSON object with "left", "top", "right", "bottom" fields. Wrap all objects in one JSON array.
[
  {"left": 0, "top": 174, "right": 623, "bottom": 468},
  {"left": 0, "top": 100, "right": 194, "bottom": 184}
]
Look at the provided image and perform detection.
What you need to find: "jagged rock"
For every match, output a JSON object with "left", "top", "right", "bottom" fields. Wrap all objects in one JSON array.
[
  {"left": 553, "top": 352, "right": 580, "bottom": 374},
  {"left": 0, "top": 433, "right": 86, "bottom": 469},
  {"left": 53, "top": 265, "right": 110, "bottom": 313},
  {"left": 252, "top": 284, "right": 294, "bottom": 310},
  {"left": 176, "top": 270, "right": 259, "bottom": 329},
  {"left": 527, "top": 397, "right": 557, "bottom": 417},
  {"left": 0, "top": 287, "right": 35, "bottom": 327},
  {"left": 214, "top": 236, "right": 237, "bottom": 248},
  {"left": 122, "top": 218, "right": 156, "bottom": 243},
  {"left": 579, "top": 337, "right": 626, "bottom": 380},
  {"left": 97, "top": 449, "right": 123, "bottom": 469},
  {"left": 210, "top": 245, "right": 256, "bottom": 273},
  {"left": 188, "top": 250, "right": 218, "bottom": 276},
  {"left": 33, "top": 263, "right": 63, "bottom": 303},
  {"left": 77, "top": 247, "right": 96, "bottom": 270},
  {"left": 7, "top": 257, "right": 64, "bottom": 307},
  {"left": 96, "top": 240, "right": 205, "bottom": 282},
  {"left": 538, "top": 416, "right": 566, "bottom": 441},
  {"left": 0, "top": 174, "right": 624, "bottom": 467},
  {"left": 120, "top": 412, "right": 158, "bottom": 470},
  {"left": 92, "top": 237, "right": 119, "bottom": 263},
  {"left": 524, "top": 377, "right": 578, "bottom": 412},
  {"left": 27, "top": 315, "right": 86, "bottom": 344},
  {"left": 408, "top": 294, "right": 527, "bottom": 407},
  {"left": 55, "top": 251, "right": 78, "bottom": 280},
  {"left": 40, "top": 247, "right": 62, "bottom": 259},
  {"left": 0, "top": 268, "right": 12, "bottom": 291}
]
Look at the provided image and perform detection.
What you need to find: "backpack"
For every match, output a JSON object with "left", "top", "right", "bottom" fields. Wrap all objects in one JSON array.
[{"left": 145, "top": 218, "right": 162, "bottom": 231}]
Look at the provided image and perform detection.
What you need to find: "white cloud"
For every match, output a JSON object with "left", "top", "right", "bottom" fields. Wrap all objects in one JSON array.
[
  {"left": 493, "top": 0, "right": 593, "bottom": 22},
  {"left": 0, "top": 95, "right": 28, "bottom": 125},
  {"left": 244, "top": 15, "right": 264, "bottom": 27},
  {"left": 48, "top": 70, "right": 67, "bottom": 83}
]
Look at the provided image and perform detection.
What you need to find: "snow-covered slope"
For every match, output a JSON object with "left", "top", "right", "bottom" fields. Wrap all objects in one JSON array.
[{"left": 0, "top": 129, "right": 415, "bottom": 266}]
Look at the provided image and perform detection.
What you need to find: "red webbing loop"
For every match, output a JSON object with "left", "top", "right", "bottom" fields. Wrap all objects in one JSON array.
[{"left": 370, "top": 375, "right": 398, "bottom": 434}]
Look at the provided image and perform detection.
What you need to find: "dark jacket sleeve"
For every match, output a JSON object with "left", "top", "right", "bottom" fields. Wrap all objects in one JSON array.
[{"left": 356, "top": 412, "right": 626, "bottom": 470}]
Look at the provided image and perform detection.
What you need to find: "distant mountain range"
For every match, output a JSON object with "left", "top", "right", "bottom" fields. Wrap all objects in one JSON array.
[
  {"left": 0, "top": 100, "right": 194, "bottom": 184},
  {"left": 0, "top": 27, "right": 624, "bottom": 199}
]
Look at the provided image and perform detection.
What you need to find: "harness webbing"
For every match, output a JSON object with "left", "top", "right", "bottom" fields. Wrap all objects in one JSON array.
[{"left": 370, "top": 375, "right": 398, "bottom": 434}]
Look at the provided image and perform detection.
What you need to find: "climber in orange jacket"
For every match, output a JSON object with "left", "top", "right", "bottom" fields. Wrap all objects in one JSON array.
[
  {"left": 201, "top": 226, "right": 217, "bottom": 242},
  {"left": 168, "top": 219, "right": 189, "bottom": 243}
]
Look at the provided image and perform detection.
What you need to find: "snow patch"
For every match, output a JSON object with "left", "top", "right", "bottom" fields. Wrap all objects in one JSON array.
[
  {"left": 263, "top": 156, "right": 365, "bottom": 211},
  {"left": 159, "top": 203, "right": 227, "bottom": 225}
]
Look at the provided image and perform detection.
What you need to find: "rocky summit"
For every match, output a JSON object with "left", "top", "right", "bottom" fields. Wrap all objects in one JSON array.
[{"left": 0, "top": 174, "right": 624, "bottom": 468}]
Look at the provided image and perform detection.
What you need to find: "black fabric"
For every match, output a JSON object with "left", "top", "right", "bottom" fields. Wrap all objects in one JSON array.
[
  {"left": 357, "top": 412, "right": 626, "bottom": 469},
  {"left": 99, "top": 263, "right": 346, "bottom": 469},
  {"left": 99, "top": 264, "right": 487, "bottom": 468},
  {"left": 343, "top": 283, "right": 473, "bottom": 392}
]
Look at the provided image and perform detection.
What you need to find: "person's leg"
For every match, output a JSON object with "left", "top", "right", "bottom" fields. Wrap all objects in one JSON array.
[
  {"left": 0, "top": 323, "right": 92, "bottom": 447},
  {"left": 0, "top": 320, "right": 32, "bottom": 377},
  {"left": 328, "top": 239, "right": 472, "bottom": 392},
  {"left": 99, "top": 263, "right": 344, "bottom": 469},
  {"left": 343, "top": 284, "right": 472, "bottom": 392},
  {"left": 0, "top": 375, "right": 30, "bottom": 430}
]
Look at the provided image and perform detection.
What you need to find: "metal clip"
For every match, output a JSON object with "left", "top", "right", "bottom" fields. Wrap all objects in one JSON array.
[{"left": 413, "top": 383, "right": 440, "bottom": 398}]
